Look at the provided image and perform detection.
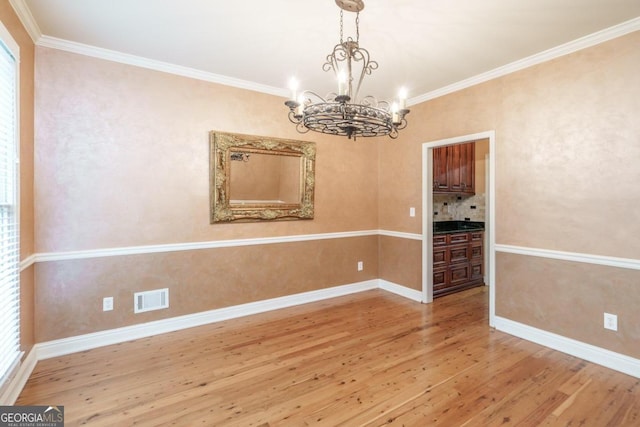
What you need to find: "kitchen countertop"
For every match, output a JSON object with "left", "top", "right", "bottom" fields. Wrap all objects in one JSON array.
[{"left": 433, "top": 220, "right": 485, "bottom": 234}]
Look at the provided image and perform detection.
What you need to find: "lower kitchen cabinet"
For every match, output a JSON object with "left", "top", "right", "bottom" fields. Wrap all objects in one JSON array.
[{"left": 433, "top": 230, "right": 484, "bottom": 297}]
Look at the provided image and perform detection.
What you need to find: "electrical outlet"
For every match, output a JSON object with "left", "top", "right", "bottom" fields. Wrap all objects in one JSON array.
[
  {"left": 103, "top": 297, "right": 114, "bottom": 312},
  {"left": 604, "top": 312, "right": 617, "bottom": 331},
  {"left": 409, "top": 207, "right": 416, "bottom": 217},
  {"left": 357, "top": 261, "right": 363, "bottom": 271}
]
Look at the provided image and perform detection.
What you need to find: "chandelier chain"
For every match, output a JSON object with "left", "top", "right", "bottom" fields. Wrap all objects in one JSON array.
[
  {"left": 284, "top": 0, "right": 410, "bottom": 140},
  {"left": 340, "top": 9, "right": 361, "bottom": 43},
  {"left": 339, "top": 9, "right": 344, "bottom": 44}
]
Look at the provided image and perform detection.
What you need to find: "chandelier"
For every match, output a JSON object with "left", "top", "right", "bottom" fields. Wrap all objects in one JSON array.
[{"left": 284, "top": 0, "right": 410, "bottom": 140}]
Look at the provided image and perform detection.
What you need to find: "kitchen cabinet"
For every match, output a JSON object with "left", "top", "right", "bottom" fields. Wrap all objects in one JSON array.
[
  {"left": 433, "top": 142, "right": 475, "bottom": 195},
  {"left": 433, "top": 230, "right": 484, "bottom": 297}
]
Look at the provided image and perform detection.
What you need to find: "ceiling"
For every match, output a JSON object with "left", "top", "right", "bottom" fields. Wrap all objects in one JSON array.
[{"left": 14, "top": 0, "right": 640, "bottom": 103}]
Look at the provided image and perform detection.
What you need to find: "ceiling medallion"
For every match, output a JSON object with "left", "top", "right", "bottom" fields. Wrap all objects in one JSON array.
[{"left": 285, "top": 0, "right": 410, "bottom": 140}]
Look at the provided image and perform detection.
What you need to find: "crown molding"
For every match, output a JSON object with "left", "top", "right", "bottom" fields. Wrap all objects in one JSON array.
[
  {"left": 409, "top": 17, "right": 640, "bottom": 106},
  {"left": 12, "top": 0, "right": 639, "bottom": 105},
  {"left": 10, "top": 0, "right": 288, "bottom": 97},
  {"left": 8, "top": 0, "right": 41, "bottom": 43},
  {"left": 35, "top": 35, "right": 289, "bottom": 97}
]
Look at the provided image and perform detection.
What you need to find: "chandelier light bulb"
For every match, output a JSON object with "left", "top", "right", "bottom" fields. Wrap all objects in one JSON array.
[
  {"left": 391, "top": 102, "right": 400, "bottom": 124},
  {"left": 398, "top": 87, "right": 408, "bottom": 110},
  {"left": 283, "top": 0, "right": 410, "bottom": 140},
  {"left": 338, "top": 71, "right": 348, "bottom": 96},
  {"left": 289, "top": 78, "right": 299, "bottom": 101},
  {"left": 295, "top": 94, "right": 306, "bottom": 117}
]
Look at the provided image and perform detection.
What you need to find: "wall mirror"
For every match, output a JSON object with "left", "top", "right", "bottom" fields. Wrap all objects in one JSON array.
[{"left": 209, "top": 131, "right": 315, "bottom": 223}]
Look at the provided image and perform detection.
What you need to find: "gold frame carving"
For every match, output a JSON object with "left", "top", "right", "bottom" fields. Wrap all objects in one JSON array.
[{"left": 209, "top": 131, "right": 316, "bottom": 223}]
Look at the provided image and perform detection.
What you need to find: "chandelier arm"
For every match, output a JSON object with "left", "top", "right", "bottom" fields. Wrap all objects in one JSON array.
[
  {"left": 299, "top": 90, "right": 329, "bottom": 104},
  {"left": 323, "top": 43, "right": 348, "bottom": 75},
  {"left": 296, "top": 122, "right": 310, "bottom": 133},
  {"left": 348, "top": 46, "right": 377, "bottom": 102},
  {"left": 395, "top": 117, "right": 409, "bottom": 131},
  {"left": 287, "top": 110, "right": 301, "bottom": 124},
  {"left": 351, "top": 47, "right": 378, "bottom": 75},
  {"left": 284, "top": 0, "right": 410, "bottom": 140},
  {"left": 360, "top": 95, "right": 389, "bottom": 110}
]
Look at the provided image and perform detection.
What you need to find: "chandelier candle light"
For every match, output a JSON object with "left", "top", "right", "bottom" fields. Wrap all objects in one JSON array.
[{"left": 285, "top": 0, "right": 410, "bottom": 140}]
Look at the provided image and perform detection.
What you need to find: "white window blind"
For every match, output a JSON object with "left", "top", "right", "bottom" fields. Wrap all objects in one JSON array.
[{"left": 0, "top": 35, "right": 20, "bottom": 387}]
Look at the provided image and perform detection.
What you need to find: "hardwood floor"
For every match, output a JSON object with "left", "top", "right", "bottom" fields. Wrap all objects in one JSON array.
[{"left": 17, "top": 287, "right": 640, "bottom": 426}]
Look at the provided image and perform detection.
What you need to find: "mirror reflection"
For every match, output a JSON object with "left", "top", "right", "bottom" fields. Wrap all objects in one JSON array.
[
  {"left": 209, "top": 131, "right": 315, "bottom": 223},
  {"left": 229, "top": 152, "right": 301, "bottom": 205}
]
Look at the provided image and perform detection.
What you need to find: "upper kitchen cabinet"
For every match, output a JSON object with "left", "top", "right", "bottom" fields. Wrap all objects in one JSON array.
[{"left": 433, "top": 142, "right": 475, "bottom": 195}]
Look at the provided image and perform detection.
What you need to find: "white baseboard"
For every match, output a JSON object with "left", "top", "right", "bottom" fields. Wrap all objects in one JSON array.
[
  {"left": 494, "top": 316, "right": 640, "bottom": 379},
  {"left": 10, "top": 279, "right": 420, "bottom": 403},
  {"left": 10, "top": 283, "right": 638, "bottom": 404},
  {"left": 0, "top": 348, "right": 37, "bottom": 405},
  {"left": 378, "top": 280, "right": 423, "bottom": 302},
  {"left": 36, "top": 280, "right": 380, "bottom": 360}
]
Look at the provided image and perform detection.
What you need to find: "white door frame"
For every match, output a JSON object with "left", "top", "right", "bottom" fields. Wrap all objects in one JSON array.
[{"left": 421, "top": 130, "right": 496, "bottom": 327}]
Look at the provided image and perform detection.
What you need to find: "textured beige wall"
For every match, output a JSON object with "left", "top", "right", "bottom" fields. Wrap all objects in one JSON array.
[
  {"left": 34, "top": 47, "right": 380, "bottom": 340},
  {"left": 34, "top": 236, "right": 378, "bottom": 341},
  {"left": 35, "top": 47, "right": 379, "bottom": 253},
  {"left": 378, "top": 236, "right": 421, "bottom": 291},
  {"left": 278, "top": 155, "right": 302, "bottom": 203},
  {"left": 496, "top": 34, "right": 640, "bottom": 258},
  {"left": 0, "top": 3, "right": 35, "bottom": 353},
  {"left": 496, "top": 252, "right": 640, "bottom": 359},
  {"left": 474, "top": 138, "right": 489, "bottom": 195},
  {"left": 29, "top": 24, "right": 640, "bottom": 359},
  {"left": 378, "top": 31, "right": 640, "bottom": 357},
  {"left": 230, "top": 153, "right": 284, "bottom": 201},
  {"left": 231, "top": 153, "right": 300, "bottom": 203},
  {"left": 378, "top": 82, "right": 501, "bottom": 234}
]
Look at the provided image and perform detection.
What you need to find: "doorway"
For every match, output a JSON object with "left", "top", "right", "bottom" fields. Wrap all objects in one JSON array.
[{"left": 422, "top": 131, "right": 496, "bottom": 326}]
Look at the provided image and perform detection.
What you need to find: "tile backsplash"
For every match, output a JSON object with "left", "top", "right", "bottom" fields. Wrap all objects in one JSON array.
[{"left": 433, "top": 193, "right": 485, "bottom": 222}]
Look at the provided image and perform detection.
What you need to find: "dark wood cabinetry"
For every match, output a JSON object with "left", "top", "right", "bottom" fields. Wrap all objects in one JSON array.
[
  {"left": 433, "top": 142, "right": 475, "bottom": 195},
  {"left": 433, "top": 230, "right": 484, "bottom": 298}
]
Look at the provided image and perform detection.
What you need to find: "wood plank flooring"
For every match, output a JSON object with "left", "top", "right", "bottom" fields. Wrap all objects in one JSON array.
[{"left": 17, "top": 287, "right": 640, "bottom": 426}]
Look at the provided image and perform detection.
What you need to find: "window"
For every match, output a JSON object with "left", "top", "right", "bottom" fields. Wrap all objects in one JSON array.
[{"left": 0, "top": 22, "right": 20, "bottom": 389}]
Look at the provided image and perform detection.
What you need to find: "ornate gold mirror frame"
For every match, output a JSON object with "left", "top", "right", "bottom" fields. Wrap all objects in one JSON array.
[{"left": 209, "top": 131, "right": 316, "bottom": 223}]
